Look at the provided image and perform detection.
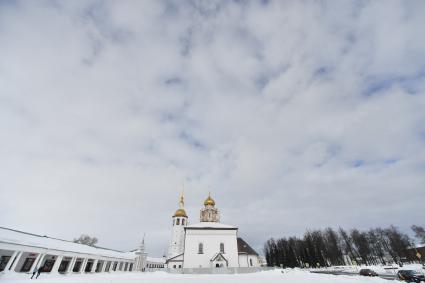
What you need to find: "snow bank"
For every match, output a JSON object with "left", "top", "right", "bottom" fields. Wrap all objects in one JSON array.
[{"left": 318, "top": 263, "right": 424, "bottom": 275}]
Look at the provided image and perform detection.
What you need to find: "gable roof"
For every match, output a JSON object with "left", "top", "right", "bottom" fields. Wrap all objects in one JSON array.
[
  {"left": 165, "top": 253, "right": 184, "bottom": 263},
  {"left": 237, "top": 237, "right": 258, "bottom": 256},
  {"left": 210, "top": 252, "right": 228, "bottom": 263}
]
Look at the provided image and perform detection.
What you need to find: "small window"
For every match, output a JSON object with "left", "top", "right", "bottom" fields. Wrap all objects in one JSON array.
[
  {"left": 220, "top": 243, "right": 224, "bottom": 253},
  {"left": 250, "top": 258, "right": 253, "bottom": 266},
  {"left": 198, "top": 243, "right": 204, "bottom": 254},
  {"left": 182, "top": 219, "right": 185, "bottom": 225},
  {"left": 176, "top": 219, "right": 180, "bottom": 225},
  {"left": 179, "top": 265, "right": 181, "bottom": 268},
  {"left": 173, "top": 265, "right": 176, "bottom": 268}
]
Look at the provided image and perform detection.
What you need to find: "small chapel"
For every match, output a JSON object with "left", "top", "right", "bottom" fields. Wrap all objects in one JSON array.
[{"left": 165, "top": 193, "right": 261, "bottom": 269}]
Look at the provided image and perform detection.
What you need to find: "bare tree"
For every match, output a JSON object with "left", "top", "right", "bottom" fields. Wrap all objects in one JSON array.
[
  {"left": 73, "top": 234, "right": 98, "bottom": 246},
  {"left": 411, "top": 225, "right": 425, "bottom": 245},
  {"left": 264, "top": 225, "right": 414, "bottom": 268}
]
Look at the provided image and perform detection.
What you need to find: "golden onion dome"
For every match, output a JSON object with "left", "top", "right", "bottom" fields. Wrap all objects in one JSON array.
[
  {"left": 173, "top": 208, "right": 187, "bottom": 217},
  {"left": 204, "top": 194, "right": 215, "bottom": 206}
]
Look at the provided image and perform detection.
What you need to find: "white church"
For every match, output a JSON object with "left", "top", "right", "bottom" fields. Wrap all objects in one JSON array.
[
  {"left": 0, "top": 193, "right": 263, "bottom": 277},
  {"left": 165, "top": 193, "right": 261, "bottom": 269}
]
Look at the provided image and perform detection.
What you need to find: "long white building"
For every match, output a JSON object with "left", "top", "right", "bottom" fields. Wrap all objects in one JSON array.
[
  {"left": 166, "top": 193, "right": 261, "bottom": 269},
  {"left": 0, "top": 227, "right": 164, "bottom": 276}
]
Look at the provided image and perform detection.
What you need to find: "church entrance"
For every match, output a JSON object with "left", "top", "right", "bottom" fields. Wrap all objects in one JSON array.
[{"left": 210, "top": 253, "right": 228, "bottom": 268}]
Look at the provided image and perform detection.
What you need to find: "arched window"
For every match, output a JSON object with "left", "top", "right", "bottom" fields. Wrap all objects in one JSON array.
[
  {"left": 220, "top": 243, "right": 225, "bottom": 253},
  {"left": 176, "top": 218, "right": 180, "bottom": 225},
  {"left": 198, "top": 243, "right": 204, "bottom": 254},
  {"left": 182, "top": 219, "right": 185, "bottom": 225}
]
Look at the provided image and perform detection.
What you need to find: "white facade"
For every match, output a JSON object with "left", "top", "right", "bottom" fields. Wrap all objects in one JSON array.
[
  {"left": 238, "top": 254, "right": 260, "bottom": 267},
  {"left": 166, "top": 254, "right": 183, "bottom": 269},
  {"left": 166, "top": 194, "right": 261, "bottom": 269},
  {"left": 145, "top": 257, "right": 165, "bottom": 269},
  {"left": 183, "top": 223, "right": 239, "bottom": 268},
  {"left": 0, "top": 227, "right": 166, "bottom": 276},
  {"left": 0, "top": 227, "right": 135, "bottom": 275},
  {"left": 168, "top": 216, "right": 187, "bottom": 257},
  {"left": 134, "top": 237, "right": 147, "bottom": 271}
]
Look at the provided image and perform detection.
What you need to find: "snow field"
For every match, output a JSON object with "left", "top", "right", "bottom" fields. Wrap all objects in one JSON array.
[{"left": 2, "top": 269, "right": 391, "bottom": 283}]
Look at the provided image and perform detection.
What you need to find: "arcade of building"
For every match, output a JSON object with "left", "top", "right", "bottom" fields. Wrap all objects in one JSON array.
[{"left": 0, "top": 227, "right": 165, "bottom": 275}]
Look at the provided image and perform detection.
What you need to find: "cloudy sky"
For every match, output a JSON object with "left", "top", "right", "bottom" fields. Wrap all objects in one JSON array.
[{"left": 1, "top": 0, "right": 425, "bottom": 256}]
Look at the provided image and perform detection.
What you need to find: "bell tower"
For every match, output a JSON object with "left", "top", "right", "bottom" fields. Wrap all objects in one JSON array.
[
  {"left": 167, "top": 192, "right": 188, "bottom": 258},
  {"left": 200, "top": 193, "right": 220, "bottom": 222}
]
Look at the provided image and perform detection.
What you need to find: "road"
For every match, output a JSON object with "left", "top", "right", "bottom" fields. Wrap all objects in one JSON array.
[{"left": 310, "top": 270, "right": 397, "bottom": 281}]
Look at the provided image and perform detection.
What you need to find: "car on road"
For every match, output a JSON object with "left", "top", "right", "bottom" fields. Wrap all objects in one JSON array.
[
  {"left": 359, "top": 268, "right": 378, "bottom": 277},
  {"left": 397, "top": 270, "right": 425, "bottom": 282}
]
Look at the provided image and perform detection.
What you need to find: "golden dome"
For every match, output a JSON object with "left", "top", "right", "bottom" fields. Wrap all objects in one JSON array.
[
  {"left": 204, "top": 193, "right": 215, "bottom": 206},
  {"left": 174, "top": 208, "right": 187, "bottom": 217}
]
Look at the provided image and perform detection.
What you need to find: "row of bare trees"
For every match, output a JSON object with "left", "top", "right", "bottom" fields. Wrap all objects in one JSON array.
[{"left": 264, "top": 225, "right": 424, "bottom": 268}]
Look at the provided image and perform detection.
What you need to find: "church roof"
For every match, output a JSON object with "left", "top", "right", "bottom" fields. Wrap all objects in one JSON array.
[
  {"left": 185, "top": 222, "right": 237, "bottom": 230},
  {"left": 237, "top": 237, "right": 258, "bottom": 256}
]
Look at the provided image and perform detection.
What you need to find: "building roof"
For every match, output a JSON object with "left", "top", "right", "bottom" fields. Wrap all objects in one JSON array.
[
  {"left": 237, "top": 237, "right": 258, "bottom": 256},
  {"left": 165, "top": 253, "right": 184, "bottom": 263},
  {"left": 146, "top": 256, "right": 166, "bottom": 263},
  {"left": 0, "top": 226, "right": 135, "bottom": 260},
  {"left": 185, "top": 222, "right": 237, "bottom": 230}
]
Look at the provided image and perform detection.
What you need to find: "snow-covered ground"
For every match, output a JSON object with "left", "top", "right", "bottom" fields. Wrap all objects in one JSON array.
[{"left": 1, "top": 269, "right": 392, "bottom": 283}]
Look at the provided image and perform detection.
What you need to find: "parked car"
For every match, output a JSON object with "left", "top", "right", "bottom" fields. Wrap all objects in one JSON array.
[
  {"left": 359, "top": 268, "right": 378, "bottom": 277},
  {"left": 397, "top": 270, "right": 425, "bottom": 282}
]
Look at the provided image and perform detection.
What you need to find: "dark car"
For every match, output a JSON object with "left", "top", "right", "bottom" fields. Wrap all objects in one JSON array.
[
  {"left": 397, "top": 270, "right": 425, "bottom": 283},
  {"left": 359, "top": 268, "right": 378, "bottom": 277}
]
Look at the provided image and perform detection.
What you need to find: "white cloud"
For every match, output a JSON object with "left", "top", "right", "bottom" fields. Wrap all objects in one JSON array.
[{"left": 0, "top": 0, "right": 424, "bottom": 255}]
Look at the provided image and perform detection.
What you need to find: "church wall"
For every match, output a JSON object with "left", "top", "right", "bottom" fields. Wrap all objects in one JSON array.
[
  {"left": 239, "top": 254, "right": 260, "bottom": 267},
  {"left": 183, "top": 229, "right": 239, "bottom": 268},
  {"left": 249, "top": 255, "right": 260, "bottom": 267},
  {"left": 238, "top": 254, "right": 249, "bottom": 267}
]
